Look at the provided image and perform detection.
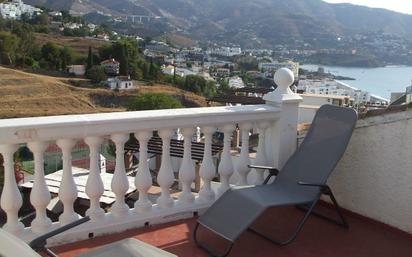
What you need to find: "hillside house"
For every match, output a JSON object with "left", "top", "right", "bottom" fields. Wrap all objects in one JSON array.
[
  {"left": 100, "top": 59, "right": 120, "bottom": 75},
  {"left": 67, "top": 65, "right": 86, "bottom": 76},
  {"left": 107, "top": 76, "right": 135, "bottom": 91}
]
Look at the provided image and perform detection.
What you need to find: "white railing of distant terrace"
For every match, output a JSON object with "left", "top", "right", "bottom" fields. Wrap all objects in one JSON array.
[{"left": 0, "top": 69, "right": 302, "bottom": 246}]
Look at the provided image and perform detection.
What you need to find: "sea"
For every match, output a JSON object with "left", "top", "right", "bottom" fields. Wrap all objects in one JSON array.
[{"left": 300, "top": 64, "right": 412, "bottom": 100}]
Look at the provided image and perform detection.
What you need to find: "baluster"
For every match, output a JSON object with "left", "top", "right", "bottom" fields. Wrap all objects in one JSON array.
[
  {"left": 198, "top": 127, "right": 216, "bottom": 202},
  {"left": 156, "top": 129, "right": 174, "bottom": 208},
  {"left": 0, "top": 144, "right": 24, "bottom": 235},
  {"left": 27, "top": 141, "right": 52, "bottom": 234},
  {"left": 217, "top": 124, "right": 235, "bottom": 196},
  {"left": 110, "top": 134, "right": 130, "bottom": 217},
  {"left": 134, "top": 131, "right": 153, "bottom": 213},
  {"left": 236, "top": 123, "right": 253, "bottom": 185},
  {"left": 85, "top": 137, "right": 105, "bottom": 221},
  {"left": 252, "top": 121, "right": 271, "bottom": 185},
  {"left": 177, "top": 128, "right": 195, "bottom": 205},
  {"left": 56, "top": 139, "right": 79, "bottom": 225}
]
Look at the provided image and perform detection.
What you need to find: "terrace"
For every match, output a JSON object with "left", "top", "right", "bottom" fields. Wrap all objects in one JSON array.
[{"left": 0, "top": 69, "right": 411, "bottom": 257}]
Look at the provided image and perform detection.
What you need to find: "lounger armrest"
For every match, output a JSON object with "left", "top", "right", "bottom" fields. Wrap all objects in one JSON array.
[
  {"left": 248, "top": 165, "right": 279, "bottom": 176},
  {"left": 29, "top": 216, "right": 90, "bottom": 253},
  {"left": 298, "top": 182, "right": 331, "bottom": 193}
]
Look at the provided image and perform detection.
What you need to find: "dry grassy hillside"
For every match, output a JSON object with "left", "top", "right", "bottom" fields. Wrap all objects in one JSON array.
[
  {"left": 0, "top": 66, "right": 122, "bottom": 118},
  {"left": 34, "top": 33, "right": 109, "bottom": 55},
  {"left": 0, "top": 66, "right": 207, "bottom": 119}
]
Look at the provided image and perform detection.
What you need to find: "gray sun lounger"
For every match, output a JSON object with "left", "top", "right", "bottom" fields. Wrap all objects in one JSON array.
[{"left": 193, "top": 104, "right": 358, "bottom": 257}]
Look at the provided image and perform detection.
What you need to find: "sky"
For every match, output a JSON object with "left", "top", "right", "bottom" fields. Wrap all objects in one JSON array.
[{"left": 324, "top": 0, "right": 412, "bottom": 15}]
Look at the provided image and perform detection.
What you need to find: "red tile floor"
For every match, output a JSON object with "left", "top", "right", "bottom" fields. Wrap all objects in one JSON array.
[{"left": 52, "top": 204, "right": 412, "bottom": 257}]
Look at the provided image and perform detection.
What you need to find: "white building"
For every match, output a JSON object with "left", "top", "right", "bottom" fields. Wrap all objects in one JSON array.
[
  {"left": 67, "top": 65, "right": 86, "bottom": 76},
  {"left": 228, "top": 76, "right": 245, "bottom": 89},
  {"left": 175, "top": 67, "right": 196, "bottom": 77},
  {"left": 298, "top": 79, "right": 388, "bottom": 105},
  {"left": 0, "top": 0, "right": 41, "bottom": 20},
  {"left": 207, "top": 47, "right": 242, "bottom": 57},
  {"left": 107, "top": 76, "right": 135, "bottom": 91},
  {"left": 258, "top": 61, "right": 299, "bottom": 78},
  {"left": 406, "top": 83, "right": 412, "bottom": 104},
  {"left": 161, "top": 65, "right": 175, "bottom": 76}
]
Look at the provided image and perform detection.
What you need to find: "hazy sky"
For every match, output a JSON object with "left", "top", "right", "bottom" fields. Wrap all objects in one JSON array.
[{"left": 324, "top": 0, "right": 412, "bottom": 15}]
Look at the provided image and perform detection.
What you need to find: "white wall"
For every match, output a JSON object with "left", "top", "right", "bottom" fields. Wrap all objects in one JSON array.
[
  {"left": 298, "top": 105, "right": 319, "bottom": 124},
  {"left": 328, "top": 110, "right": 412, "bottom": 233}
]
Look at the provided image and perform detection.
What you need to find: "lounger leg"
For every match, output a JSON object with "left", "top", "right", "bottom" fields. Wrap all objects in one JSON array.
[
  {"left": 193, "top": 222, "right": 235, "bottom": 257},
  {"left": 297, "top": 188, "right": 349, "bottom": 228},
  {"left": 249, "top": 199, "right": 319, "bottom": 246}
]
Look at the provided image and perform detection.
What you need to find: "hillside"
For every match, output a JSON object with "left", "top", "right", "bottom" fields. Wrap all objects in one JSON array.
[
  {"left": 34, "top": 33, "right": 109, "bottom": 55},
  {"left": 0, "top": 66, "right": 121, "bottom": 118},
  {"left": 24, "top": 0, "right": 412, "bottom": 47},
  {"left": 0, "top": 66, "right": 207, "bottom": 119}
]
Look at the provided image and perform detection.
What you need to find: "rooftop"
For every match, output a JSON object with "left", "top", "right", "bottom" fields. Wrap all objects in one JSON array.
[{"left": 0, "top": 69, "right": 411, "bottom": 257}]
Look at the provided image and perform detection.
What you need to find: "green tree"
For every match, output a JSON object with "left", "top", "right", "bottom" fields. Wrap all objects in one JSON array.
[
  {"left": 218, "top": 79, "right": 231, "bottom": 94},
  {"left": 86, "top": 65, "right": 107, "bottom": 83},
  {"left": 14, "top": 24, "right": 37, "bottom": 67},
  {"left": 119, "top": 43, "right": 129, "bottom": 76},
  {"left": 34, "top": 13, "right": 50, "bottom": 26},
  {"left": 41, "top": 42, "right": 61, "bottom": 70},
  {"left": 86, "top": 46, "right": 93, "bottom": 71},
  {"left": 128, "top": 93, "right": 183, "bottom": 111},
  {"left": 0, "top": 32, "right": 20, "bottom": 65},
  {"left": 60, "top": 46, "right": 74, "bottom": 70}
]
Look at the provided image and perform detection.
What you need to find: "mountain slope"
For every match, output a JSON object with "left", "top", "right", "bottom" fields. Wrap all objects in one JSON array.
[{"left": 24, "top": 0, "right": 412, "bottom": 47}]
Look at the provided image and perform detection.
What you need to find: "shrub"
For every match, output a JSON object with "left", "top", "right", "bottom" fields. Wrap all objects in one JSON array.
[
  {"left": 86, "top": 65, "right": 107, "bottom": 83},
  {"left": 127, "top": 93, "right": 183, "bottom": 111}
]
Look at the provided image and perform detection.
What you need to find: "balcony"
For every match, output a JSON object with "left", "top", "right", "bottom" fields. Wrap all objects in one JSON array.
[{"left": 0, "top": 70, "right": 411, "bottom": 256}]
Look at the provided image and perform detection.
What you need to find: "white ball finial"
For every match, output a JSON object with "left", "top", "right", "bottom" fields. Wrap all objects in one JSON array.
[{"left": 274, "top": 68, "right": 294, "bottom": 93}]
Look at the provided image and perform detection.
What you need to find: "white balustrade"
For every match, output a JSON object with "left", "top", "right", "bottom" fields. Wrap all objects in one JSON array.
[
  {"left": 251, "top": 121, "right": 271, "bottom": 185},
  {"left": 56, "top": 139, "right": 79, "bottom": 226},
  {"left": 110, "top": 133, "right": 130, "bottom": 217},
  {"left": 217, "top": 124, "right": 236, "bottom": 196},
  {"left": 156, "top": 129, "right": 175, "bottom": 208},
  {"left": 0, "top": 89, "right": 295, "bottom": 246},
  {"left": 235, "top": 123, "right": 253, "bottom": 185},
  {"left": 177, "top": 128, "right": 196, "bottom": 205},
  {"left": 85, "top": 137, "right": 105, "bottom": 222},
  {"left": 134, "top": 131, "right": 153, "bottom": 213},
  {"left": 198, "top": 127, "right": 216, "bottom": 202},
  {"left": 27, "top": 141, "right": 52, "bottom": 234},
  {"left": 0, "top": 144, "right": 24, "bottom": 235}
]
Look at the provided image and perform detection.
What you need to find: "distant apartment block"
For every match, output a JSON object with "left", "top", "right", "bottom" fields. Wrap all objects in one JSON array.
[
  {"left": 298, "top": 79, "right": 388, "bottom": 105},
  {"left": 207, "top": 47, "right": 242, "bottom": 57},
  {"left": 0, "top": 0, "right": 41, "bottom": 20},
  {"left": 258, "top": 60, "right": 299, "bottom": 78}
]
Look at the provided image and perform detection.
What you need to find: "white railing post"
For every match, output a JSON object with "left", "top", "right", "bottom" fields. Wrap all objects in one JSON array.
[
  {"left": 236, "top": 123, "right": 253, "bottom": 185},
  {"left": 85, "top": 137, "right": 105, "bottom": 222},
  {"left": 0, "top": 144, "right": 24, "bottom": 235},
  {"left": 263, "top": 68, "right": 302, "bottom": 169},
  {"left": 27, "top": 141, "right": 52, "bottom": 234},
  {"left": 157, "top": 129, "right": 175, "bottom": 208},
  {"left": 177, "top": 128, "right": 195, "bottom": 205},
  {"left": 110, "top": 133, "right": 130, "bottom": 217},
  {"left": 217, "top": 124, "right": 235, "bottom": 196},
  {"left": 134, "top": 131, "right": 153, "bottom": 213},
  {"left": 250, "top": 121, "right": 270, "bottom": 185},
  {"left": 56, "top": 139, "right": 79, "bottom": 226},
  {"left": 198, "top": 126, "right": 216, "bottom": 202}
]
